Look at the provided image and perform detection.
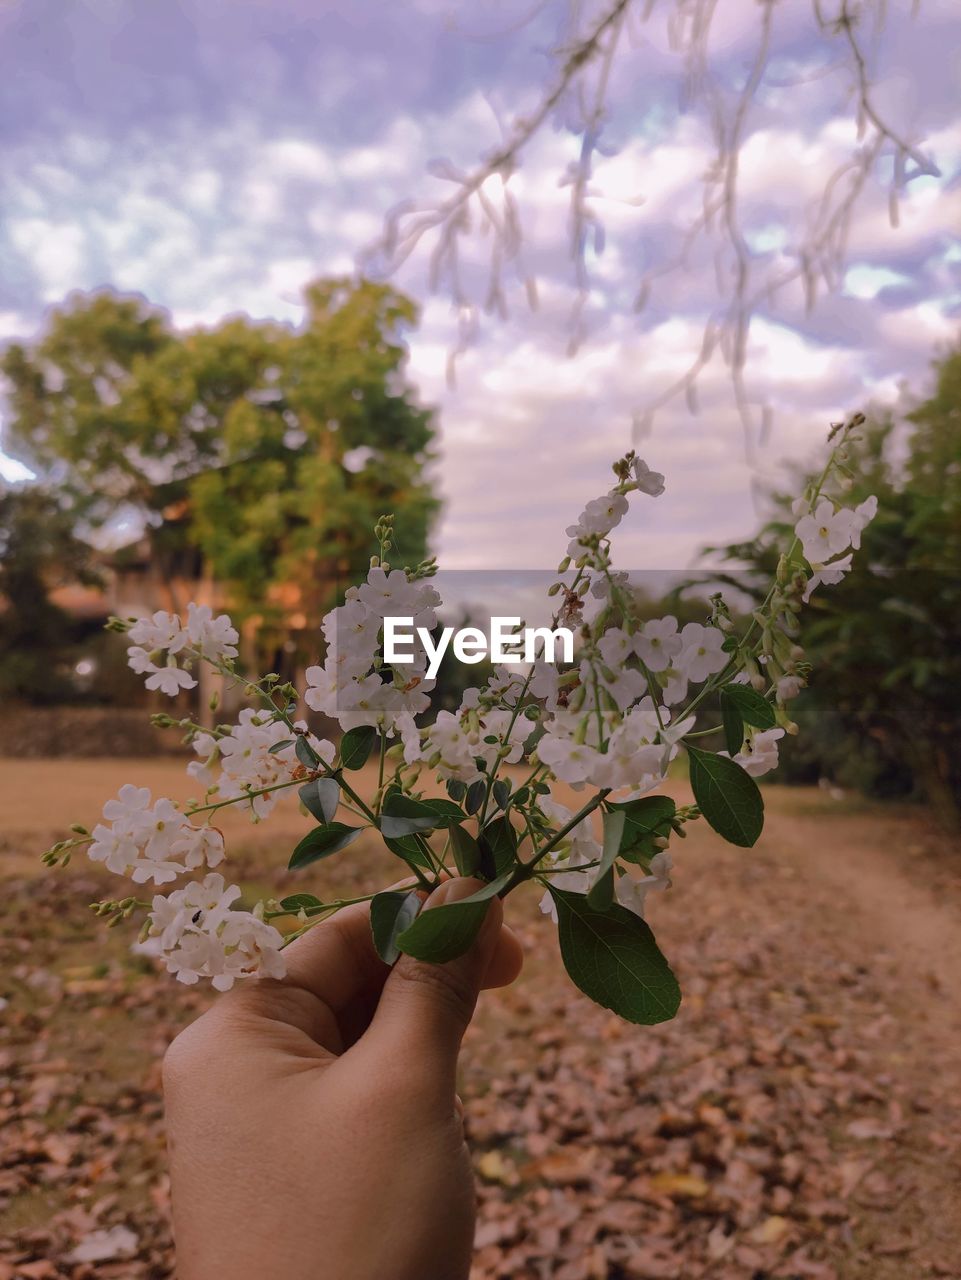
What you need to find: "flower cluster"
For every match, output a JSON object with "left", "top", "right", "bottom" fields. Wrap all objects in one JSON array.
[
  {"left": 47, "top": 420, "right": 877, "bottom": 1026},
  {"left": 146, "top": 873, "right": 285, "bottom": 991},
  {"left": 305, "top": 568, "right": 442, "bottom": 735},
  {"left": 189, "top": 710, "right": 334, "bottom": 819},
  {"left": 127, "top": 603, "right": 239, "bottom": 696},
  {"left": 88, "top": 784, "right": 225, "bottom": 885},
  {"left": 794, "top": 494, "right": 878, "bottom": 602}
]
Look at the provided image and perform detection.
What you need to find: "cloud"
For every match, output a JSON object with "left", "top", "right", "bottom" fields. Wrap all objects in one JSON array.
[{"left": 0, "top": 0, "right": 959, "bottom": 572}]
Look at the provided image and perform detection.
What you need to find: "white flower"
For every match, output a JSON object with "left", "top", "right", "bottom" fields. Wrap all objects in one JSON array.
[
  {"left": 424, "top": 709, "right": 478, "bottom": 782},
  {"left": 88, "top": 821, "right": 145, "bottom": 879},
  {"left": 185, "top": 603, "right": 239, "bottom": 661},
  {"left": 145, "top": 664, "right": 198, "bottom": 697},
  {"left": 847, "top": 494, "right": 878, "bottom": 549},
  {"left": 537, "top": 733, "right": 604, "bottom": 785},
  {"left": 633, "top": 458, "right": 665, "bottom": 497},
  {"left": 103, "top": 783, "right": 152, "bottom": 825},
  {"left": 777, "top": 674, "right": 804, "bottom": 701},
  {"left": 147, "top": 873, "right": 285, "bottom": 991},
  {"left": 126, "top": 646, "right": 157, "bottom": 676},
  {"left": 195, "top": 710, "right": 333, "bottom": 819},
  {"left": 733, "top": 727, "right": 785, "bottom": 777},
  {"left": 394, "top": 709, "right": 423, "bottom": 766},
  {"left": 537, "top": 847, "right": 597, "bottom": 921},
  {"left": 660, "top": 667, "right": 688, "bottom": 706},
  {"left": 486, "top": 666, "right": 528, "bottom": 706},
  {"left": 186, "top": 731, "right": 218, "bottom": 786},
  {"left": 89, "top": 785, "right": 197, "bottom": 884},
  {"left": 801, "top": 553, "right": 852, "bottom": 603},
  {"left": 528, "top": 660, "right": 560, "bottom": 706},
  {"left": 597, "top": 627, "right": 633, "bottom": 668},
  {"left": 795, "top": 498, "right": 854, "bottom": 564},
  {"left": 536, "top": 798, "right": 602, "bottom": 920},
  {"left": 597, "top": 662, "right": 648, "bottom": 713},
  {"left": 614, "top": 849, "right": 673, "bottom": 919},
  {"left": 590, "top": 569, "right": 629, "bottom": 600},
  {"left": 356, "top": 567, "right": 440, "bottom": 628},
  {"left": 128, "top": 610, "right": 187, "bottom": 654},
  {"left": 634, "top": 616, "right": 682, "bottom": 673},
  {"left": 141, "top": 797, "right": 184, "bottom": 860},
  {"left": 566, "top": 491, "right": 629, "bottom": 555},
  {"left": 579, "top": 492, "right": 629, "bottom": 536},
  {"left": 170, "top": 824, "right": 226, "bottom": 870},
  {"left": 674, "top": 623, "right": 727, "bottom": 683}
]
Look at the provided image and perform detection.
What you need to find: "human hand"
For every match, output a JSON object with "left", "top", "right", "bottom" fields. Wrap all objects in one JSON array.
[{"left": 162, "top": 877, "right": 524, "bottom": 1280}]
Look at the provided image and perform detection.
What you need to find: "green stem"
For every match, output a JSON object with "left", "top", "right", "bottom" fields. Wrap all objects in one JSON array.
[
  {"left": 502, "top": 788, "right": 611, "bottom": 894},
  {"left": 186, "top": 774, "right": 305, "bottom": 817},
  {"left": 478, "top": 666, "right": 535, "bottom": 827}
]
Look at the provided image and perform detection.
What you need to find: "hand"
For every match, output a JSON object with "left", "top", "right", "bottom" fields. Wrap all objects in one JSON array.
[{"left": 162, "top": 878, "right": 524, "bottom": 1280}]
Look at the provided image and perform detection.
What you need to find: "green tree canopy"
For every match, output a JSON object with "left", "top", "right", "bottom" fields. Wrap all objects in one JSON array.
[
  {"left": 707, "top": 350, "right": 961, "bottom": 829},
  {"left": 2, "top": 278, "right": 440, "bottom": 654}
]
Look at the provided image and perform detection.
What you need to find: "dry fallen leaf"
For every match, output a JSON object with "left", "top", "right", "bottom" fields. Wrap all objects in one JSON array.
[{"left": 648, "top": 1172, "right": 710, "bottom": 1200}]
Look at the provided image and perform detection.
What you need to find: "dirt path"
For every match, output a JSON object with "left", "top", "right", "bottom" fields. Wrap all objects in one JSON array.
[{"left": 1, "top": 761, "right": 960, "bottom": 1278}]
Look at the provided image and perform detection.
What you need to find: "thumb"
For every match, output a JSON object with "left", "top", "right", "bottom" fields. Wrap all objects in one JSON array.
[{"left": 361, "top": 877, "right": 502, "bottom": 1097}]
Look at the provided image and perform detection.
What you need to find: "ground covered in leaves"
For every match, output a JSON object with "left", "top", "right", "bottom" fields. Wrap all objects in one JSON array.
[{"left": 1, "top": 759, "right": 960, "bottom": 1279}]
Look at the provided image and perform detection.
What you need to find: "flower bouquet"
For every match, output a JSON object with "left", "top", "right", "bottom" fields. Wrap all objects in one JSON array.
[{"left": 43, "top": 415, "right": 876, "bottom": 1025}]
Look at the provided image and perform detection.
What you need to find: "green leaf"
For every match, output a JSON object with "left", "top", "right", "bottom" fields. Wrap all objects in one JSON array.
[
  {"left": 548, "top": 887, "right": 681, "bottom": 1025},
  {"left": 449, "top": 824, "right": 481, "bottom": 877},
  {"left": 609, "top": 796, "right": 676, "bottom": 862},
  {"left": 686, "top": 745, "right": 764, "bottom": 847},
  {"left": 340, "top": 725, "right": 377, "bottom": 770},
  {"left": 720, "top": 692, "right": 744, "bottom": 756},
  {"left": 446, "top": 779, "right": 467, "bottom": 803},
  {"left": 383, "top": 834, "right": 434, "bottom": 871},
  {"left": 278, "top": 892, "right": 324, "bottom": 913},
  {"left": 370, "top": 889, "right": 423, "bottom": 964},
  {"left": 587, "top": 809, "right": 626, "bottom": 909},
  {"left": 295, "top": 736, "right": 321, "bottom": 769},
  {"left": 268, "top": 738, "right": 295, "bottom": 755},
  {"left": 719, "top": 682, "right": 776, "bottom": 730},
  {"left": 478, "top": 815, "right": 518, "bottom": 879},
  {"left": 465, "top": 780, "right": 486, "bottom": 815},
  {"left": 288, "top": 822, "right": 363, "bottom": 869},
  {"left": 298, "top": 778, "right": 340, "bottom": 825},
  {"left": 492, "top": 779, "right": 511, "bottom": 810},
  {"left": 421, "top": 797, "right": 467, "bottom": 827},
  {"left": 396, "top": 873, "right": 512, "bottom": 962},
  {"left": 379, "top": 793, "right": 438, "bottom": 838}
]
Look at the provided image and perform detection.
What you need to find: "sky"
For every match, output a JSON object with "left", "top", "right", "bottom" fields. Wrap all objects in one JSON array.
[{"left": 1, "top": 0, "right": 959, "bottom": 571}]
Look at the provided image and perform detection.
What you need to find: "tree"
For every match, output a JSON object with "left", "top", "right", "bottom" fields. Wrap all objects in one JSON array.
[
  {"left": 707, "top": 350, "right": 961, "bottom": 829},
  {"left": 187, "top": 280, "right": 438, "bottom": 659},
  {"left": 0, "top": 486, "right": 100, "bottom": 703},
  {"left": 1, "top": 278, "right": 440, "bottom": 662}
]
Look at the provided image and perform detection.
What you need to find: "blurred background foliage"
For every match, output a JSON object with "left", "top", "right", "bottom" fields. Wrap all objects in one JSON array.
[
  {"left": 1, "top": 282, "right": 959, "bottom": 825},
  {"left": 707, "top": 349, "right": 961, "bottom": 830},
  {"left": 1, "top": 277, "right": 438, "bottom": 674}
]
